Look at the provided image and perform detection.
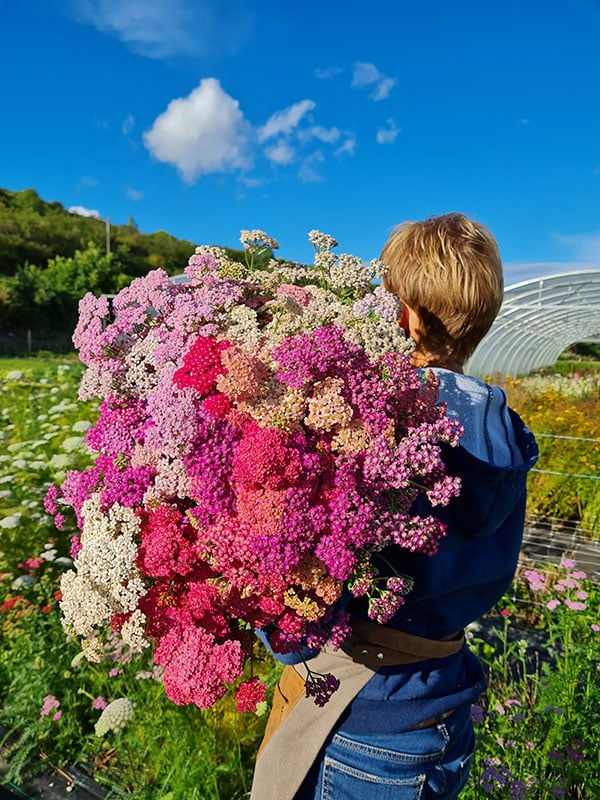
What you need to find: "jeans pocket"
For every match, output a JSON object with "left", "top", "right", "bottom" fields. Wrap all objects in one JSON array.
[
  {"left": 322, "top": 754, "right": 426, "bottom": 800},
  {"left": 317, "top": 733, "right": 442, "bottom": 800}
]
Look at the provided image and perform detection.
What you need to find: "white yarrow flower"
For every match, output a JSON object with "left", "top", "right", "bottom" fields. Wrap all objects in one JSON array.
[
  {"left": 94, "top": 698, "right": 135, "bottom": 736},
  {"left": 72, "top": 420, "right": 93, "bottom": 433},
  {"left": 1, "top": 516, "right": 21, "bottom": 529},
  {"left": 62, "top": 436, "right": 87, "bottom": 453}
]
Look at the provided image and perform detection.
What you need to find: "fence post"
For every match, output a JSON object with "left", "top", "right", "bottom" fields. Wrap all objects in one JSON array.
[{"left": 27, "top": 329, "right": 32, "bottom": 352}]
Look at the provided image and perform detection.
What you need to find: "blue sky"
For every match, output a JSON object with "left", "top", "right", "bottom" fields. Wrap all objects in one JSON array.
[{"left": 2, "top": 0, "right": 600, "bottom": 285}]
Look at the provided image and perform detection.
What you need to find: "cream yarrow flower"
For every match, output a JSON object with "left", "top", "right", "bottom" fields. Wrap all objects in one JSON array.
[
  {"left": 240, "top": 230, "right": 280, "bottom": 253},
  {"left": 308, "top": 230, "right": 338, "bottom": 251},
  {"left": 94, "top": 697, "right": 135, "bottom": 736}
]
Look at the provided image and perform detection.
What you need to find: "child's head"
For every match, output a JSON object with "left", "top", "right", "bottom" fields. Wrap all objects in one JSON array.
[{"left": 381, "top": 212, "right": 504, "bottom": 365}]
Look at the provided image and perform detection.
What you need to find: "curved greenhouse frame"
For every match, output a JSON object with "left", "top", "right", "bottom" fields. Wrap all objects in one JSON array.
[{"left": 466, "top": 270, "right": 600, "bottom": 378}]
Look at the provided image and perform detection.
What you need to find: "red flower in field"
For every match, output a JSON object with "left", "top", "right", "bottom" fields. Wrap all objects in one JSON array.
[
  {"left": 0, "top": 595, "right": 25, "bottom": 612},
  {"left": 41, "top": 604, "right": 53, "bottom": 614},
  {"left": 500, "top": 609, "right": 511, "bottom": 617}
]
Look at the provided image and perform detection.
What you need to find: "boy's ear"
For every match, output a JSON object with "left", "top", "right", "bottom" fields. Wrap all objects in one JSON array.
[{"left": 399, "top": 304, "right": 411, "bottom": 335}]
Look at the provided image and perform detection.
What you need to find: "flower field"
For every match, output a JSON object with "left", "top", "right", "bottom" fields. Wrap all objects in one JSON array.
[
  {"left": 1, "top": 357, "right": 599, "bottom": 799},
  {"left": 503, "top": 370, "right": 600, "bottom": 536}
]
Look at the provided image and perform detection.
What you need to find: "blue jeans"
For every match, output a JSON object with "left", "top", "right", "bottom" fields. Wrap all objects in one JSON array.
[{"left": 295, "top": 704, "right": 475, "bottom": 800}]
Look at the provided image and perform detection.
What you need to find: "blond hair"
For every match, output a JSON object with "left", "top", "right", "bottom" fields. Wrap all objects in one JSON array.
[{"left": 381, "top": 213, "right": 504, "bottom": 364}]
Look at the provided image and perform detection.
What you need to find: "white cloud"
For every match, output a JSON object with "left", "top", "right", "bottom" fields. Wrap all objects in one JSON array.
[
  {"left": 351, "top": 61, "right": 397, "bottom": 101},
  {"left": 371, "top": 77, "right": 396, "bottom": 101},
  {"left": 69, "top": 205, "right": 100, "bottom": 218},
  {"left": 351, "top": 62, "right": 383, "bottom": 88},
  {"left": 258, "top": 100, "right": 316, "bottom": 142},
  {"left": 299, "top": 125, "right": 341, "bottom": 144},
  {"left": 376, "top": 118, "right": 401, "bottom": 144},
  {"left": 142, "top": 79, "right": 351, "bottom": 184},
  {"left": 143, "top": 78, "right": 252, "bottom": 182},
  {"left": 298, "top": 151, "right": 325, "bottom": 183},
  {"left": 126, "top": 187, "right": 144, "bottom": 201},
  {"left": 314, "top": 66, "right": 343, "bottom": 80},
  {"left": 554, "top": 232, "right": 600, "bottom": 262},
  {"left": 335, "top": 137, "right": 356, "bottom": 156},
  {"left": 122, "top": 113, "right": 135, "bottom": 136},
  {"left": 77, "top": 176, "right": 99, "bottom": 188},
  {"left": 72, "top": 0, "right": 251, "bottom": 59},
  {"left": 264, "top": 142, "right": 295, "bottom": 166}
]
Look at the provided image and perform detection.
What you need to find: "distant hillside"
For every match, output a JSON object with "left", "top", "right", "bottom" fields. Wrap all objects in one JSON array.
[
  {"left": 0, "top": 187, "right": 198, "bottom": 279},
  {"left": 0, "top": 187, "right": 251, "bottom": 352}
]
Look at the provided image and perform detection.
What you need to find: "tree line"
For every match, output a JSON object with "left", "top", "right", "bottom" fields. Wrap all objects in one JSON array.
[{"left": 0, "top": 187, "right": 250, "bottom": 351}]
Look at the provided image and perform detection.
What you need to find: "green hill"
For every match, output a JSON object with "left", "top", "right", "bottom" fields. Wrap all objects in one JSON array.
[
  {"left": 0, "top": 187, "right": 249, "bottom": 352},
  {"left": 0, "top": 187, "right": 197, "bottom": 279}
]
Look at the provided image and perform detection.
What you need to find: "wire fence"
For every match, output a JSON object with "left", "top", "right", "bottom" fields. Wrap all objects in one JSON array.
[
  {"left": 0, "top": 331, "right": 73, "bottom": 355},
  {"left": 517, "top": 429, "right": 600, "bottom": 581},
  {"left": 521, "top": 521, "right": 599, "bottom": 581}
]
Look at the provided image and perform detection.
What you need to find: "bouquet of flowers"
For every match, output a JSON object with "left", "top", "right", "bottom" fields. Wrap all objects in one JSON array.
[{"left": 47, "top": 229, "right": 462, "bottom": 712}]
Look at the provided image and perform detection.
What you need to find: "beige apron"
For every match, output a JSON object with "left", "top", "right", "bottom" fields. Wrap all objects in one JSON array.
[
  {"left": 250, "top": 646, "right": 376, "bottom": 800},
  {"left": 251, "top": 623, "right": 465, "bottom": 800}
]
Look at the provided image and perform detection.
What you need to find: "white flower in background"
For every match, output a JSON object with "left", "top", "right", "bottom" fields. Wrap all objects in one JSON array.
[
  {"left": 94, "top": 698, "right": 135, "bottom": 736},
  {"left": 62, "top": 436, "right": 87, "bottom": 453},
  {"left": 1, "top": 516, "right": 21, "bottom": 529},
  {"left": 12, "top": 459, "right": 28, "bottom": 470},
  {"left": 4, "top": 370, "right": 25, "bottom": 381},
  {"left": 50, "top": 454, "right": 72, "bottom": 469},
  {"left": 40, "top": 546, "right": 58, "bottom": 561},
  {"left": 72, "top": 420, "right": 93, "bottom": 433},
  {"left": 240, "top": 229, "right": 280, "bottom": 253},
  {"left": 11, "top": 575, "right": 36, "bottom": 590}
]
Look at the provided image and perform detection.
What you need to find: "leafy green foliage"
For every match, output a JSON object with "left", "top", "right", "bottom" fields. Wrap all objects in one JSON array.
[
  {"left": 463, "top": 563, "right": 600, "bottom": 799},
  {"left": 0, "top": 188, "right": 270, "bottom": 349},
  {"left": 0, "top": 187, "right": 196, "bottom": 344},
  {"left": 0, "top": 188, "right": 196, "bottom": 280}
]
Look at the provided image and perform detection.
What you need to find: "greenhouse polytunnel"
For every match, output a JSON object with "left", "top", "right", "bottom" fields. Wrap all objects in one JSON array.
[{"left": 466, "top": 270, "right": 600, "bottom": 378}]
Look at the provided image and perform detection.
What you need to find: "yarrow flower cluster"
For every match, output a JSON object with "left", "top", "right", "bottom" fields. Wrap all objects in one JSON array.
[
  {"left": 54, "top": 230, "right": 463, "bottom": 711},
  {"left": 94, "top": 697, "right": 135, "bottom": 735}
]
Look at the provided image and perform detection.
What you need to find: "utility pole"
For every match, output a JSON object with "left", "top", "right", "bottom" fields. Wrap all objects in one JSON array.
[{"left": 100, "top": 217, "right": 111, "bottom": 255}]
